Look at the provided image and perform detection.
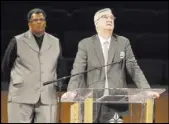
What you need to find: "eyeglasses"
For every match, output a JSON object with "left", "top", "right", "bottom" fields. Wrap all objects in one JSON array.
[
  {"left": 96, "top": 15, "right": 116, "bottom": 22},
  {"left": 101, "top": 15, "right": 116, "bottom": 20},
  {"left": 29, "top": 18, "right": 46, "bottom": 23}
]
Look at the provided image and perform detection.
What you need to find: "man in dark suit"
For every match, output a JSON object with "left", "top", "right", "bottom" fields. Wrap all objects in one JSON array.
[{"left": 62, "top": 8, "right": 159, "bottom": 122}]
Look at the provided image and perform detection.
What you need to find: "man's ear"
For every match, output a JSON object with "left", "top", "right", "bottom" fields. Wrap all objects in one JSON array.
[
  {"left": 28, "top": 22, "right": 31, "bottom": 30},
  {"left": 44, "top": 21, "right": 47, "bottom": 28}
]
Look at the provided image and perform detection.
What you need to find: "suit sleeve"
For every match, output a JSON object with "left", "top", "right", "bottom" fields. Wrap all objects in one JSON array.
[
  {"left": 56, "top": 42, "right": 69, "bottom": 89},
  {"left": 56, "top": 41, "right": 63, "bottom": 78},
  {"left": 125, "top": 39, "right": 151, "bottom": 88},
  {"left": 67, "top": 40, "right": 87, "bottom": 91},
  {"left": 1, "top": 37, "right": 17, "bottom": 83}
]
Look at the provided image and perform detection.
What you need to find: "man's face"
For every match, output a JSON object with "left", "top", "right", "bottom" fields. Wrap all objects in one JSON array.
[
  {"left": 96, "top": 11, "right": 115, "bottom": 31},
  {"left": 28, "top": 13, "right": 46, "bottom": 35}
]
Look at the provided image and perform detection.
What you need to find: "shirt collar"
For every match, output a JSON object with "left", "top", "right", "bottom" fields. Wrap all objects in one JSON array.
[{"left": 98, "top": 35, "right": 111, "bottom": 45}]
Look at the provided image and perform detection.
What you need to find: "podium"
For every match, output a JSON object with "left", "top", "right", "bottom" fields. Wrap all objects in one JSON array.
[{"left": 61, "top": 88, "right": 165, "bottom": 123}]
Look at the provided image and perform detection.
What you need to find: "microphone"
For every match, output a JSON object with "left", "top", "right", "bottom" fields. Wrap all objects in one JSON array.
[{"left": 43, "top": 61, "right": 117, "bottom": 86}]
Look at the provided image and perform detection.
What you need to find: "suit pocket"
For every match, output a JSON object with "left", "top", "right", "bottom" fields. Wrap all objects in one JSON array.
[
  {"left": 12, "top": 75, "right": 24, "bottom": 85},
  {"left": 113, "top": 58, "right": 123, "bottom": 64},
  {"left": 10, "top": 71, "right": 24, "bottom": 85},
  {"left": 112, "top": 57, "right": 124, "bottom": 70}
]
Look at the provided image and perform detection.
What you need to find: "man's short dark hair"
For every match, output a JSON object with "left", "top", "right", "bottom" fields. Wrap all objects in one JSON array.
[{"left": 27, "top": 8, "right": 46, "bottom": 21}]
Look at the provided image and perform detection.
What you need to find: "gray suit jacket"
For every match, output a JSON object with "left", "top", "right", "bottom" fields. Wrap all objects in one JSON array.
[
  {"left": 67, "top": 34, "right": 150, "bottom": 92},
  {"left": 8, "top": 30, "right": 60, "bottom": 104}
]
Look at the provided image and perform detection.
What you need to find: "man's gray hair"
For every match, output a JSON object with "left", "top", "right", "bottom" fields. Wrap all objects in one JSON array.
[{"left": 94, "top": 8, "right": 112, "bottom": 26}]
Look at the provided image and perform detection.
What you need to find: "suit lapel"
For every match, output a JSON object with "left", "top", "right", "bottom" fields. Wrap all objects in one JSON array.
[
  {"left": 92, "top": 35, "right": 105, "bottom": 66},
  {"left": 23, "top": 30, "right": 39, "bottom": 52},
  {"left": 107, "top": 35, "right": 117, "bottom": 71},
  {"left": 40, "top": 33, "right": 51, "bottom": 53},
  {"left": 23, "top": 31, "right": 51, "bottom": 53}
]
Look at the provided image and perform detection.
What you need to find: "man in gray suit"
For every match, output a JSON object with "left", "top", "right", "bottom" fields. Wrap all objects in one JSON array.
[
  {"left": 1, "top": 8, "right": 63, "bottom": 123},
  {"left": 62, "top": 8, "right": 160, "bottom": 122}
]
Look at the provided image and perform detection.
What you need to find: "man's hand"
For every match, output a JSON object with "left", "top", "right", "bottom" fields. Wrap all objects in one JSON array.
[
  {"left": 61, "top": 91, "right": 77, "bottom": 99},
  {"left": 147, "top": 91, "right": 160, "bottom": 99}
]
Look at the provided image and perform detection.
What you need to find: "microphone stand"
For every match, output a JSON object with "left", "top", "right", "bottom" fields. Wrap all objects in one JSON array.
[
  {"left": 43, "top": 62, "right": 115, "bottom": 123},
  {"left": 57, "top": 80, "right": 62, "bottom": 123},
  {"left": 43, "top": 62, "right": 114, "bottom": 86}
]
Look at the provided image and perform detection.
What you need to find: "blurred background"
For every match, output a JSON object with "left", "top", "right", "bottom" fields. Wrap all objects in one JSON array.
[
  {"left": 1, "top": 1, "right": 168, "bottom": 123},
  {"left": 1, "top": 1, "right": 168, "bottom": 90}
]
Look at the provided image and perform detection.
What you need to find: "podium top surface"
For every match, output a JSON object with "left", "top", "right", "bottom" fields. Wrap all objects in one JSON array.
[{"left": 61, "top": 88, "right": 166, "bottom": 103}]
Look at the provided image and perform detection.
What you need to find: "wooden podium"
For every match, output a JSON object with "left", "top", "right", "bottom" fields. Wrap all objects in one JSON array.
[{"left": 61, "top": 88, "right": 165, "bottom": 123}]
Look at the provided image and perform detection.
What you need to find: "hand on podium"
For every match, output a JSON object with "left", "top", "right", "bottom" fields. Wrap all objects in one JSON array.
[
  {"left": 61, "top": 91, "right": 77, "bottom": 100},
  {"left": 147, "top": 91, "right": 160, "bottom": 99},
  {"left": 61, "top": 91, "right": 93, "bottom": 101}
]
